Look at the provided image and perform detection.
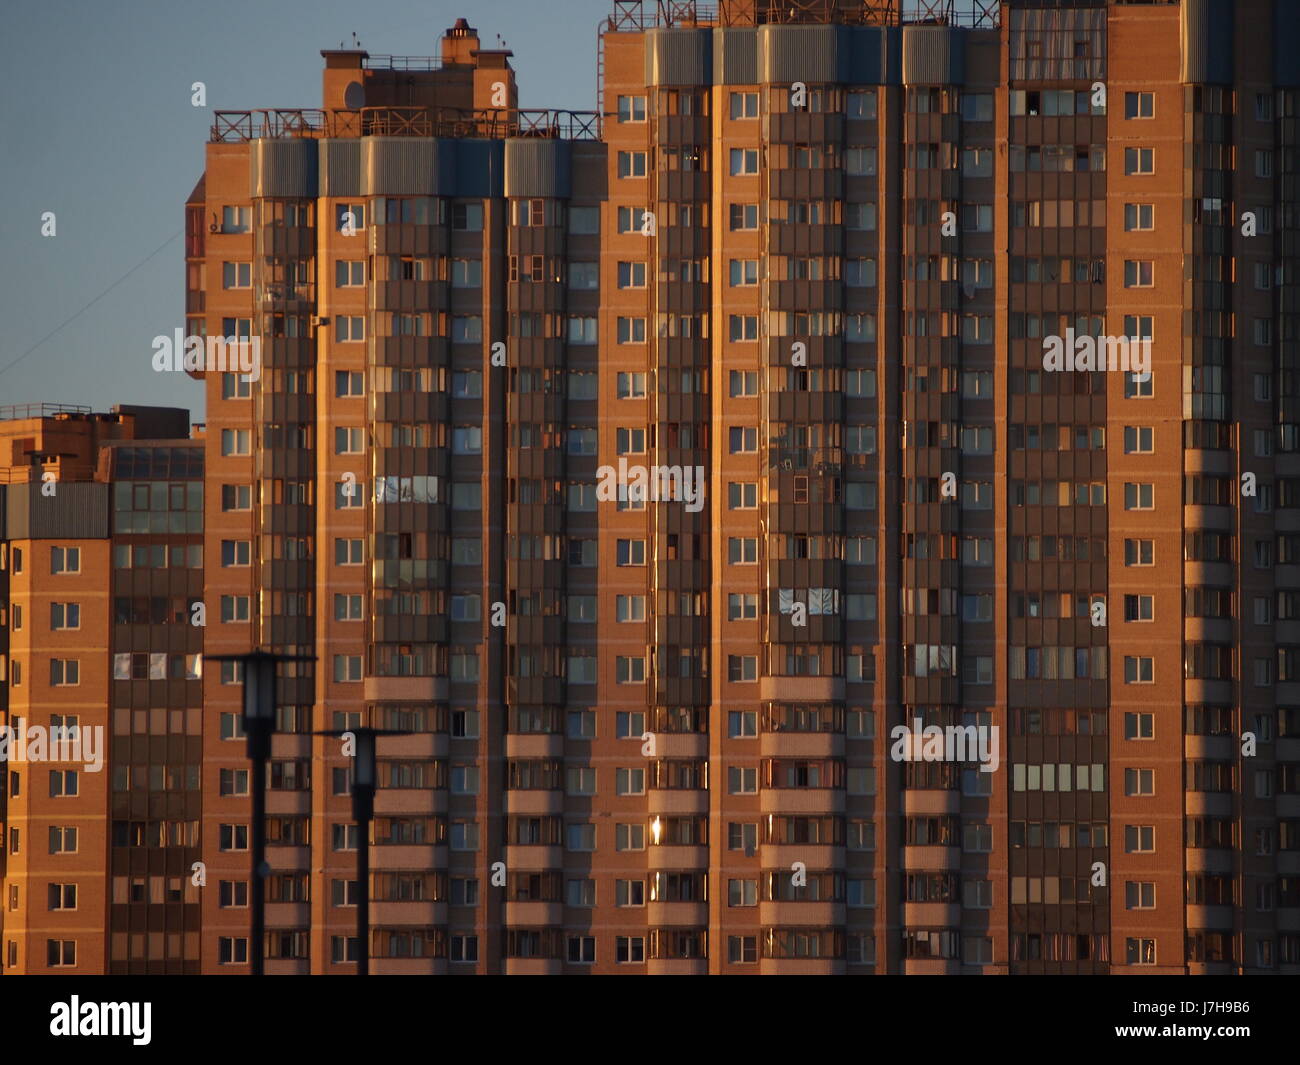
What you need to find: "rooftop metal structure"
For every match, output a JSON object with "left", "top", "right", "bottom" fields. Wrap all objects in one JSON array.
[
  {"left": 608, "top": 0, "right": 1001, "bottom": 29},
  {"left": 210, "top": 106, "right": 601, "bottom": 143},
  {"left": 361, "top": 54, "right": 445, "bottom": 71},
  {"left": 0, "top": 402, "right": 94, "bottom": 422}
]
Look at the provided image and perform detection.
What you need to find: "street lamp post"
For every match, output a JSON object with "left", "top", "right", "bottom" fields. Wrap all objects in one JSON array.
[
  {"left": 316, "top": 727, "right": 410, "bottom": 975},
  {"left": 212, "top": 649, "right": 313, "bottom": 976},
  {"left": 243, "top": 653, "right": 274, "bottom": 978},
  {"left": 351, "top": 728, "right": 376, "bottom": 978}
]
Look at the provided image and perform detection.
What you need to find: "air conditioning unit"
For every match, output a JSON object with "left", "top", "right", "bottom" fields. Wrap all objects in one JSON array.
[
  {"left": 209, "top": 223, "right": 220, "bottom": 233},
  {"left": 310, "top": 315, "right": 330, "bottom": 328}
]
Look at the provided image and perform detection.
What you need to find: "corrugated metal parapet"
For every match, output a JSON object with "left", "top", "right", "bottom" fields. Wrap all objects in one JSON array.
[
  {"left": 714, "top": 28, "right": 758, "bottom": 84},
  {"left": 711, "top": 24, "right": 898, "bottom": 87},
  {"left": 250, "top": 138, "right": 318, "bottom": 198},
  {"left": 319, "top": 139, "right": 362, "bottom": 197},
  {"left": 1181, "top": 0, "right": 1234, "bottom": 84},
  {"left": 362, "top": 137, "right": 447, "bottom": 196},
  {"left": 504, "top": 140, "right": 572, "bottom": 199},
  {"left": 5, "top": 482, "right": 109, "bottom": 540},
  {"left": 646, "top": 27, "right": 711, "bottom": 85},
  {"left": 759, "top": 24, "right": 848, "bottom": 84},
  {"left": 902, "top": 26, "right": 964, "bottom": 86}
]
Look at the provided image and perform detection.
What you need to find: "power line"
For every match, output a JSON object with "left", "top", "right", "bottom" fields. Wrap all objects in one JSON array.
[{"left": 0, "top": 228, "right": 182, "bottom": 382}]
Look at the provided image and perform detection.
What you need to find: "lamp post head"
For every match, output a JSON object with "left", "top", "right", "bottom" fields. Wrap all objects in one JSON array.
[
  {"left": 353, "top": 729, "right": 377, "bottom": 790},
  {"left": 209, "top": 650, "right": 316, "bottom": 761},
  {"left": 242, "top": 651, "right": 279, "bottom": 727},
  {"left": 313, "top": 727, "right": 412, "bottom": 824}
]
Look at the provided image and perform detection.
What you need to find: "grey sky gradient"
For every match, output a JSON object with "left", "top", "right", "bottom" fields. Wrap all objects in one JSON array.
[{"left": 0, "top": 0, "right": 610, "bottom": 422}]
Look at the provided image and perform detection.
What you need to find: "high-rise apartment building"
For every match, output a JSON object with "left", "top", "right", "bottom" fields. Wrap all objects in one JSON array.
[
  {"left": 0, "top": 405, "right": 202, "bottom": 974},
  {"left": 6, "top": 0, "right": 1300, "bottom": 976}
]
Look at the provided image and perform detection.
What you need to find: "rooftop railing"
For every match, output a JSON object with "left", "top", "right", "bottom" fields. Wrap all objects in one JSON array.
[
  {"left": 0, "top": 402, "right": 93, "bottom": 422},
  {"left": 211, "top": 106, "right": 601, "bottom": 142},
  {"left": 362, "top": 54, "right": 445, "bottom": 71},
  {"left": 607, "top": 0, "right": 1000, "bottom": 30}
]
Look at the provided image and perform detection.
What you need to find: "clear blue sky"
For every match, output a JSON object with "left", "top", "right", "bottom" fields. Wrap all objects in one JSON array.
[{"left": 0, "top": 0, "right": 610, "bottom": 421}]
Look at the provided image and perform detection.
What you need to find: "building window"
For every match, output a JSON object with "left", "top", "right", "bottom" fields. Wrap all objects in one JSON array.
[
  {"left": 220, "top": 428, "right": 251, "bottom": 456},
  {"left": 1124, "top": 539, "right": 1154, "bottom": 566},
  {"left": 49, "top": 770, "right": 79, "bottom": 797},
  {"left": 728, "top": 315, "right": 759, "bottom": 342},
  {"left": 219, "top": 769, "right": 250, "bottom": 797},
  {"left": 49, "top": 659, "right": 80, "bottom": 687},
  {"left": 617, "top": 372, "right": 647, "bottom": 398},
  {"left": 729, "top": 148, "right": 759, "bottom": 176},
  {"left": 1124, "top": 203, "right": 1154, "bottom": 230},
  {"left": 218, "top": 937, "right": 249, "bottom": 964},
  {"left": 727, "top": 656, "right": 758, "bottom": 683},
  {"left": 334, "top": 203, "right": 365, "bottom": 232},
  {"left": 1123, "top": 426, "right": 1154, "bottom": 454},
  {"left": 567, "top": 317, "right": 597, "bottom": 344},
  {"left": 1125, "top": 372, "right": 1153, "bottom": 399},
  {"left": 44, "top": 826, "right": 76, "bottom": 856},
  {"left": 333, "top": 655, "right": 362, "bottom": 683},
  {"left": 46, "top": 940, "right": 76, "bottom": 967},
  {"left": 846, "top": 146, "right": 877, "bottom": 176},
  {"left": 1126, "top": 938, "right": 1156, "bottom": 966},
  {"left": 728, "top": 766, "right": 758, "bottom": 794},
  {"left": 451, "top": 203, "right": 483, "bottom": 231},
  {"left": 1123, "top": 260, "right": 1154, "bottom": 288},
  {"left": 1124, "top": 91, "right": 1154, "bottom": 119},
  {"left": 728, "top": 203, "right": 759, "bottom": 231},
  {"left": 49, "top": 603, "right": 80, "bottom": 631},
  {"left": 220, "top": 595, "right": 250, "bottom": 623},
  {"left": 1124, "top": 768, "right": 1155, "bottom": 796},
  {"left": 335, "top": 260, "right": 365, "bottom": 287},
  {"left": 1124, "top": 594, "right": 1155, "bottom": 622},
  {"left": 220, "top": 539, "right": 252, "bottom": 567},
  {"left": 50, "top": 547, "right": 80, "bottom": 574},
  {"left": 729, "top": 92, "right": 758, "bottom": 119},
  {"left": 616, "top": 657, "right": 646, "bottom": 684},
  {"left": 616, "top": 317, "right": 646, "bottom": 344},
  {"left": 617, "top": 95, "right": 646, "bottom": 122},
  {"left": 729, "top": 258, "right": 758, "bottom": 286},
  {"left": 1124, "top": 656, "right": 1155, "bottom": 684},
  {"left": 1124, "top": 483, "right": 1154, "bottom": 510},
  {"left": 1123, "top": 147, "right": 1154, "bottom": 175},
  {"left": 729, "top": 426, "right": 758, "bottom": 453},
  {"left": 616, "top": 261, "right": 646, "bottom": 289},
  {"left": 221, "top": 206, "right": 251, "bottom": 233}
]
